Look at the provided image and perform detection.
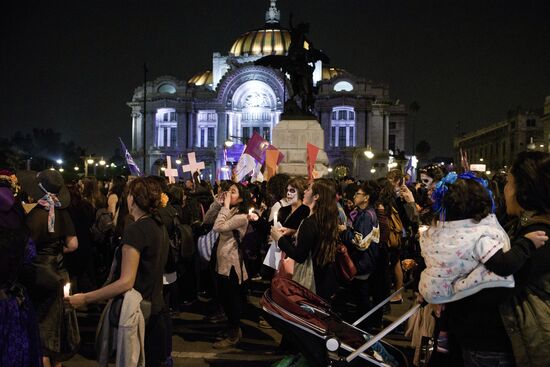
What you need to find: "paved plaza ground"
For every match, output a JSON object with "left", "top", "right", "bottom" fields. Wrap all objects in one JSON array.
[{"left": 66, "top": 280, "right": 415, "bottom": 366}]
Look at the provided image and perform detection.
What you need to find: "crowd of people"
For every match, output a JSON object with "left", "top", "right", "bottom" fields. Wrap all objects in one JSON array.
[{"left": 0, "top": 150, "right": 548, "bottom": 367}]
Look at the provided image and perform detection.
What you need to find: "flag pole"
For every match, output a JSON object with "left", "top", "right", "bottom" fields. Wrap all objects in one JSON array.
[{"left": 143, "top": 63, "right": 148, "bottom": 174}]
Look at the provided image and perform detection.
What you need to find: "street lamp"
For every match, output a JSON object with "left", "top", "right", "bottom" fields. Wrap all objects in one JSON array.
[
  {"left": 59, "top": 168, "right": 64, "bottom": 172},
  {"left": 56, "top": 159, "right": 63, "bottom": 165},
  {"left": 74, "top": 166, "right": 79, "bottom": 171},
  {"left": 527, "top": 137, "right": 536, "bottom": 150},
  {"left": 364, "top": 146, "right": 374, "bottom": 159}
]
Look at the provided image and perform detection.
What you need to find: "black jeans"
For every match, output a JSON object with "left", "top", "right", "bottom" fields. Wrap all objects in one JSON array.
[
  {"left": 216, "top": 267, "right": 243, "bottom": 331},
  {"left": 462, "top": 350, "right": 516, "bottom": 367},
  {"left": 144, "top": 312, "right": 168, "bottom": 367}
]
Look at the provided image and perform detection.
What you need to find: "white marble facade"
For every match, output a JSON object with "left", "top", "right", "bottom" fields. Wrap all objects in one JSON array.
[{"left": 128, "top": 1, "right": 407, "bottom": 178}]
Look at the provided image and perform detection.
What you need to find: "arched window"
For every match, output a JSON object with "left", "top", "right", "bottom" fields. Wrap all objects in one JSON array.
[
  {"left": 333, "top": 81, "right": 354, "bottom": 92},
  {"left": 330, "top": 106, "right": 355, "bottom": 147},
  {"left": 155, "top": 108, "right": 177, "bottom": 147},
  {"left": 158, "top": 84, "right": 176, "bottom": 94}
]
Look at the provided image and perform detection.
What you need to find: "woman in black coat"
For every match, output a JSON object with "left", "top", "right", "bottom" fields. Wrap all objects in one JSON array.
[{"left": 444, "top": 151, "right": 549, "bottom": 367}]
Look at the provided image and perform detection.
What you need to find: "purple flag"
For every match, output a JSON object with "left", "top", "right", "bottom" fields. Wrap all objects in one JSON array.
[
  {"left": 119, "top": 137, "right": 142, "bottom": 176},
  {"left": 243, "top": 132, "right": 269, "bottom": 163}
]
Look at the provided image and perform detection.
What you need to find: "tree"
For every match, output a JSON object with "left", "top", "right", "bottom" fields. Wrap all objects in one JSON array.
[{"left": 0, "top": 128, "right": 86, "bottom": 171}]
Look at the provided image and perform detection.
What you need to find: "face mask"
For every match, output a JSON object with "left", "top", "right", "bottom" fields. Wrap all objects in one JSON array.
[{"left": 287, "top": 187, "right": 298, "bottom": 204}]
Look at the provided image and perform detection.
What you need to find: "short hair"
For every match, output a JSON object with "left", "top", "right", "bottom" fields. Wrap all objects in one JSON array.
[
  {"left": 510, "top": 151, "right": 550, "bottom": 214},
  {"left": 287, "top": 177, "right": 308, "bottom": 200},
  {"left": 442, "top": 179, "right": 492, "bottom": 222},
  {"left": 419, "top": 164, "right": 445, "bottom": 181},
  {"left": 360, "top": 180, "right": 380, "bottom": 206},
  {"left": 266, "top": 173, "right": 291, "bottom": 203}
]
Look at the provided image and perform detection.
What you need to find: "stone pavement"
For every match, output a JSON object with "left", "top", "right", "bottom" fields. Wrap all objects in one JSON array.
[{"left": 65, "top": 280, "right": 416, "bottom": 366}]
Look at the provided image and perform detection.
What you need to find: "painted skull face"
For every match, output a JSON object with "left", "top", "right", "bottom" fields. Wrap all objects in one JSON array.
[
  {"left": 287, "top": 185, "right": 298, "bottom": 204},
  {"left": 420, "top": 173, "right": 434, "bottom": 188}
]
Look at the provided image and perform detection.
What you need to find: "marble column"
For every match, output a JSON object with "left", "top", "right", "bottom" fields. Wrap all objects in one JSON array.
[
  {"left": 368, "top": 109, "right": 384, "bottom": 151},
  {"left": 176, "top": 108, "right": 187, "bottom": 150},
  {"left": 145, "top": 111, "right": 156, "bottom": 151},
  {"left": 356, "top": 110, "right": 366, "bottom": 147},
  {"left": 217, "top": 111, "right": 227, "bottom": 148},
  {"left": 383, "top": 113, "right": 389, "bottom": 151}
]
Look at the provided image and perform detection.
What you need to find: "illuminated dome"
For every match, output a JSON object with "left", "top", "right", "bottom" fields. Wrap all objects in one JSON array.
[
  {"left": 229, "top": 0, "right": 308, "bottom": 57},
  {"left": 230, "top": 26, "right": 292, "bottom": 56},
  {"left": 188, "top": 70, "right": 213, "bottom": 86},
  {"left": 322, "top": 66, "right": 347, "bottom": 80}
]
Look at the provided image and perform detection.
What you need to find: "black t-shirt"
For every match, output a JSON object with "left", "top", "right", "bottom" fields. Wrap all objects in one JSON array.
[
  {"left": 120, "top": 216, "right": 169, "bottom": 314},
  {"left": 278, "top": 204, "right": 310, "bottom": 230}
]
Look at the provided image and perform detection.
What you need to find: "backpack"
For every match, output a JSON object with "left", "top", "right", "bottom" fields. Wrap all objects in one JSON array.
[
  {"left": 387, "top": 206, "right": 404, "bottom": 248},
  {"left": 197, "top": 228, "right": 219, "bottom": 262},
  {"left": 91, "top": 208, "right": 114, "bottom": 243},
  {"left": 169, "top": 213, "right": 194, "bottom": 260}
]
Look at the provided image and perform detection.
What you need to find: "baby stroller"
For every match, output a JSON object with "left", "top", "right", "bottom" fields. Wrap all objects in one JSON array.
[{"left": 261, "top": 277, "right": 420, "bottom": 366}]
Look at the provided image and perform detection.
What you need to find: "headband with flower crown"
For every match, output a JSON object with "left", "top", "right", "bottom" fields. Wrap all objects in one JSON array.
[{"left": 431, "top": 171, "right": 495, "bottom": 221}]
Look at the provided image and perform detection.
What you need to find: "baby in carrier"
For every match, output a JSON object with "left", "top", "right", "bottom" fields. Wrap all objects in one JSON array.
[{"left": 418, "top": 171, "right": 547, "bottom": 352}]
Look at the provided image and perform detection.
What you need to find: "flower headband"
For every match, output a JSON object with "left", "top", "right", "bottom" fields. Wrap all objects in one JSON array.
[{"left": 431, "top": 171, "right": 495, "bottom": 220}]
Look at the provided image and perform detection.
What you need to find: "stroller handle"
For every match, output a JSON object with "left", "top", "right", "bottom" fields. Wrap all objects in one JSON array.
[
  {"left": 353, "top": 279, "right": 415, "bottom": 327},
  {"left": 346, "top": 303, "right": 421, "bottom": 363}
]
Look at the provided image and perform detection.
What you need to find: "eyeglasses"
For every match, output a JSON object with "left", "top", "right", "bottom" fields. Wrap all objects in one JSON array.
[{"left": 354, "top": 192, "right": 366, "bottom": 197}]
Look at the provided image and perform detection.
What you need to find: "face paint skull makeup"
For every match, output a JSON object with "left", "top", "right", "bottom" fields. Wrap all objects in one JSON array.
[
  {"left": 287, "top": 186, "right": 298, "bottom": 204},
  {"left": 420, "top": 173, "right": 433, "bottom": 188}
]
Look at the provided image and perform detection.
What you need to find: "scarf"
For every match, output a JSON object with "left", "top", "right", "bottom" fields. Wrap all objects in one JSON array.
[{"left": 37, "top": 183, "right": 61, "bottom": 233}]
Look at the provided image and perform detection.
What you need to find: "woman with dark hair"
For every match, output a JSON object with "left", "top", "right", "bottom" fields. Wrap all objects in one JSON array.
[
  {"left": 420, "top": 163, "right": 548, "bottom": 366},
  {"left": 276, "top": 177, "right": 310, "bottom": 234},
  {"left": 66, "top": 176, "right": 170, "bottom": 366},
  {"left": 203, "top": 182, "right": 251, "bottom": 348},
  {"left": 495, "top": 151, "right": 550, "bottom": 366},
  {"left": 65, "top": 183, "right": 96, "bottom": 293},
  {"left": 271, "top": 178, "right": 339, "bottom": 301},
  {"left": 81, "top": 176, "right": 106, "bottom": 209},
  {"left": 107, "top": 175, "right": 126, "bottom": 226}
]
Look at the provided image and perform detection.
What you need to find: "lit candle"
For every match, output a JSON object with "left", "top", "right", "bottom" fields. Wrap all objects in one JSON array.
[
  {"left": 273, "top": 210, "right": 279, "bottom": 227},
  {"left": 63, "top": 283, "right": 71, "bottom": 297}
]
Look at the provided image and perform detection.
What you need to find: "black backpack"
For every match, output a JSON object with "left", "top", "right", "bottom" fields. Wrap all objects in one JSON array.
[
  {"left": 91, "top": 208, "right": 114, "bottom": 243},
  {"left": 169, "top": 212, "right": 194, "bottom": 262}
]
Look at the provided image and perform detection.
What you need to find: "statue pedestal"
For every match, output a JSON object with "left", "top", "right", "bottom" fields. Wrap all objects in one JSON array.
[{"left": 272, "top": 118, "right": 329, "bottom": 177}]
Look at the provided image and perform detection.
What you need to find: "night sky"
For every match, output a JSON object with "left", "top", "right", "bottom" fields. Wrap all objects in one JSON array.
[{"left": 2, "top": 0, "right": 549, "bottom": 158}]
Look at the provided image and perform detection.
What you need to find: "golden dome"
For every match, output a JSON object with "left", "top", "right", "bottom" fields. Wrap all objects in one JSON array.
[
  {"left": 188, "top": 70, "right": 213, "bottom": 86},
  {"left": 322, "top": 66, "right": 346, "bottom": 80},
  {"left": 229, "top": 26, "right": 309, "bottom": 57}
]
